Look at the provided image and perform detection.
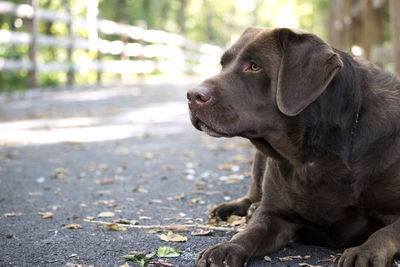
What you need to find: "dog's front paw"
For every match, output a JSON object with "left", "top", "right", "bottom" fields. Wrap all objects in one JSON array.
[
  {"left": 338, "top": 242, "right": 395, "bottom": 267},
  {"left": 196, "top": 242, "right": 247, "bottom": 267},
  {"left": 210, "top": 198, "right": 251, "bottom": 221}
]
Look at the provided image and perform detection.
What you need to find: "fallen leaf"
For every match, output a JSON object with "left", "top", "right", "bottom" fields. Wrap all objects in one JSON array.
[
  {"left": 157, "top": 246, "right": 180, "bottom": 257},
  {"left": 158, "top": 231, "right": 187, "bottom": 242},
  {"left": 167, "top": 223, "right": 188, "bottom": 232},
  {"left": 115, "top": 147, "right": 130, "bottom": 155},
  {"left": 113, "top": 219, "right": 139, "bottom": 225},
  {"left": 132, "top": 186, "right": 148, "bottom": 193},
  {"left": 183, "top": 150, "right": 194, "bottom": 157},
  {"left": 149, "top": 199, "right": 163, "bottom": 204},
  {"left": 119, "top": 263, "right": 130, "bottom": 267},
  {"left": 52, "top": 168, "right": 68, "bottom": 179},
  {"left": 122, "top": 252, "right": 155, "bottom": 267},
  {"left": 142, "top": 152, "right": 154, "bottom": 159},
  {"left": 278, "top": 255, "right": 311, "bottom": 261},
  {"left": 264, "top": 256, "right": 272, "bottom": 262},
  {"left": 98, "top": 211, "right": 115, "bottom": 218},
  {"left": 99, "top": 179, "right": 115, "bottom": 185},
  {"left": 102, "top": 223, "right": 127, "bottom": 231},
  {"left": 318, "top": 254, "right": 342, "bottom": 263},
  {"left": 97, "top": 163, "right": 109, "bottom": 170},
  {"left": 185, "top": 161, "right": 200, "bottom": 168},
  {"left": 62, "top": 224, "right": 82, "bottom": 229},
  {"left": 2, "top": 212, "right": 23, "bottom": 217},
  {"left": 191, "top": 229, "right": 212, "bottom": 236},
  {"left": 146, "top": 229, "right": 161, "bottom": 234},
  {"left": 162, "top": 165, "right": 175, "bottom": 170},
  {"left": 195, "top": 182, "right": 206, "bottom": 190},
  {"left": 218, "top": 163, "right": 240, "bottom": 171},
  {"left": 227, "top": 215, "right": 246, "bottom": 226},
  {"left": 38, "top": 212, "right": 54, "bottom": 219},
  {"left": 173, "top": 193, "right": 185, "bottom": 200}
]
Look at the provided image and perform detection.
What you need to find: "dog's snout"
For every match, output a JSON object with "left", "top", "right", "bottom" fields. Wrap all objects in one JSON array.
[{"left": 187, "top": 86, "right": 212, "bottom": 105}]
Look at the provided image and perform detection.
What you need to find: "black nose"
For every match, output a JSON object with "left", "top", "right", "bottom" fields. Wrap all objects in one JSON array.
[{"left": 187, "top": 86, "right": 212, "bottom": 105}]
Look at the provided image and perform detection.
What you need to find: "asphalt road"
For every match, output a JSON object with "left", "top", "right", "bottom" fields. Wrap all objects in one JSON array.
[{"left": 0, "top": 80, "right": 342, "bottom": 267}]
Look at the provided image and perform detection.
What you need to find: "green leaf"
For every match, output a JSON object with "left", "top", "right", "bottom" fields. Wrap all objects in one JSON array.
[
  {"left": 157, "top": 246, "right": 180, "bottom": 258},
  {"left": 122, "top": 252, "right": 155, "bottom": 267}
]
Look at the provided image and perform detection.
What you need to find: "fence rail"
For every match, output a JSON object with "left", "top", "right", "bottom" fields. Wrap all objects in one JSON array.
[{"left": 0, "top": 0, "right": 222, "bottom": 88}]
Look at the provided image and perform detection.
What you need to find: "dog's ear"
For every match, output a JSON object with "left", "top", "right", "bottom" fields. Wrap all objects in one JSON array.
[{"left": 275, "top": 28, "right": 343, "bottom": 116}]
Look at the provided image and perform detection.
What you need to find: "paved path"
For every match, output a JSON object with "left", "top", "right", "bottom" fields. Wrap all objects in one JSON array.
[{"left": 0, "top": 81, "right": 341, "bottom": 266}]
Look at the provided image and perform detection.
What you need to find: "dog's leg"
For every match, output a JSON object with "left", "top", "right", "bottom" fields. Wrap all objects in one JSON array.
[
  {"left": 338, "top": 218, "right": 400, "bottom": 267},
  {"left": 211, "top": 151, "right": 265, "bottom": 220},
  {"left": 197, "top": 206, "right": 297, "bottom": 267}
]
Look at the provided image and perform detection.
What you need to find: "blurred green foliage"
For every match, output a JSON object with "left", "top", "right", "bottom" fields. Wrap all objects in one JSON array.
[{"left": 0, "top": 0, "right": 390, "bottom": 91}]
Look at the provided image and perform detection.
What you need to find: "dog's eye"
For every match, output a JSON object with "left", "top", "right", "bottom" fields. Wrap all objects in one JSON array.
[{"left": 250, "top": 63, "right": 261, "bottom": 71}]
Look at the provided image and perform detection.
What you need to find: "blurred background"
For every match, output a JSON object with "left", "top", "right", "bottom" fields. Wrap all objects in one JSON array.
[{"left": 0, "top": 0, "right": 399, "bottom": 92}]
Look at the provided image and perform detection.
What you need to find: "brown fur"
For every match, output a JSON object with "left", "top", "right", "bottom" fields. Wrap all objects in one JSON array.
[{"left": 187, "top": 27, "right": 400, "bottom": 267}]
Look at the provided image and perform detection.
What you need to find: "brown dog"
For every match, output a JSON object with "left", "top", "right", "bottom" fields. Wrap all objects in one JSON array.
[{"left": 187, "top": 27, "right": 400, "bottom": 267}]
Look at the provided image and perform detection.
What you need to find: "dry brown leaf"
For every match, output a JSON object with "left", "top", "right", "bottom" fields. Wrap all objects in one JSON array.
[
  {"left": 101, "top": 223, "right": 127, "bottom": 231},
  {"left": 158, "top": 231, "right": 187, "bottom": 242},
  {"left": 38, "top": 212, "right": 54, "bottom": 219},
  {"left": 99, "top": 180, "right": 115, "bottom": 185},
  {"left": 142, "top": 152, "right": 154, "bottom": 159},
  {"left": 183, "top": 150, "right": 194, "bottom": 157},
  {"left": 98, "top": 211, "right": 115, "bottom": 218},
  {"left": 173, "top": 193, "right": 185, "bottom": 200},
  {"left": 318, "top": 254, "right": 342, "bottom": 263},
  {"left": 191, "top": 229, "right": 212, "bottom": 236},
  {"left": 264, "top": 256, "right": 272, "bottom": 262},
  {"left": 52, "top": 168, "right": 68, "bottom": 179},
  {"left": 218, "top": 163, "right": 234, "bottom": 170},
  {"left": 162, "top": 165, "right": 175, "bottom": 170},
  {"left": 186, "top": 161, "right": 200, "bottom": 168},
  {"left": 62, "top": 224, "right": 82, "bottom": 229},
  {"left": 167, "top": 223, "right": 189, "bottom": 232},
  {"left": 149, "top": 199, "right": 163, "bottom": 204},
  {"left": 195, "top": 182, "right": 206, "bottom": 190},
  {"left": 278, "top": 255, "right": 311, "bottom": 261},
  {"left": 2, "top": 212, "right": 24, "bottom": 217}
]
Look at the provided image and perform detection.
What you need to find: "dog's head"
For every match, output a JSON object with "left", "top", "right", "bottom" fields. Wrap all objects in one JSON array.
[{"left": 187, "top": 27, "right": 343, "bottom": 139}]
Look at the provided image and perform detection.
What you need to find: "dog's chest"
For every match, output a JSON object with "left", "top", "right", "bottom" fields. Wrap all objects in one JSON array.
[{"left": 272, "top": 160, "right": 358, "bottom": 224}]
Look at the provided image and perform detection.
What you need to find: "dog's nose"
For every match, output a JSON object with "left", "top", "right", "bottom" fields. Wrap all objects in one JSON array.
[{"left": 187, "top": 86, "right": 212, "bottom": 105}]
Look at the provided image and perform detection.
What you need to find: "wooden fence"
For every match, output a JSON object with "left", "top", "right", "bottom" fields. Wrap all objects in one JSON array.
[{"left": 0, "top": 0, "right": 222, "bottom": 88}]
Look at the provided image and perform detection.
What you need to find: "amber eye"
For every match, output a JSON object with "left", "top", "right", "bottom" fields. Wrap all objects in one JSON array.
[{"left": 250, "top": 63, "right": 261, "bottom": 71}]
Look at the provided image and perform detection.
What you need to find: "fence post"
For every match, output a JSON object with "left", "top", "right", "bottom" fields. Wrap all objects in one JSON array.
[
  {"left": 66, "top": 6, "right": 74, "bottom": 87},
  {"left": 26, "top": 0, "right": 38, "bottom": 88}
]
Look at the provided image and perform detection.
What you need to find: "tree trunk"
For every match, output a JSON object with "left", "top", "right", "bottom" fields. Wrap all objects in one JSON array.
[
  {"left": 328, "top": 0, "right": 353, "bottom": 52},
  {"left": 360, "top": 0, "right": 384, "bottom": 60},
  {"left": 390, "top": 0, "right": 400, "bottom": 76},
  {"left": 27, "top": 0, "right": 38, "bottom": 88},
  {"left": 178, "top": 0, "right": 187, "bottom": 35}
]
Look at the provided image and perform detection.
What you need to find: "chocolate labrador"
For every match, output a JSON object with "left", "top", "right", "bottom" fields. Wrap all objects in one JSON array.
[{"left": 187, "top": 27, "right": 400, "bottom": 267}]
